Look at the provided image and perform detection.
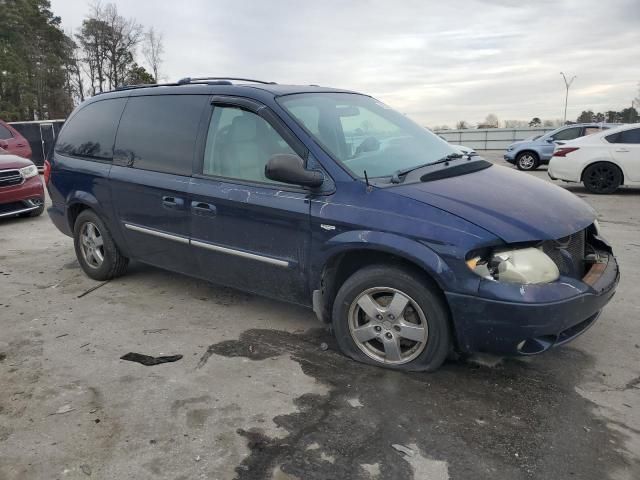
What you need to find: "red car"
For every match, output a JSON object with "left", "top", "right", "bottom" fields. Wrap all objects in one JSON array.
[
  {"left": 0, "top": 119, "right": 32, "bottom": 159},
  {"left": 0, "top": 148, "right": 44, "bottom": 218}
]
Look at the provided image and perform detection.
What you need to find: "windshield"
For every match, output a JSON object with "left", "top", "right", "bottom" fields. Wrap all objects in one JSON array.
[{"left": 277, "top": 93, "right": 457, "bottom": 178}]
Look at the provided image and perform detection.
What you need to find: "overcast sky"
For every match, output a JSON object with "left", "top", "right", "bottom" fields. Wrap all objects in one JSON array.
[{"left": 50, "top": 0, "right": 640, "bottom": 127}]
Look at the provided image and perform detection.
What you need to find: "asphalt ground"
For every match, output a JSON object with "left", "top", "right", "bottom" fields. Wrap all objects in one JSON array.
[{"left": 0, "top": 152, "right": 638, "bottom": 479}]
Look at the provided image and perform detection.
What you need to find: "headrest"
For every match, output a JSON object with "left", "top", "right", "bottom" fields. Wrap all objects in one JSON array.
[{"left": 230, "top": 115, "right": 257, "bottom": 142}]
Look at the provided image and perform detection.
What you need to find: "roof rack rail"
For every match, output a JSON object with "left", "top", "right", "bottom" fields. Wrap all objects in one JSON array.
[
  {"left": 106, "top": 77, "right": 277, "bottom": 94},
  {"left": 113, "top": 82, "right": 181, "bottom": 92},
  {"left": 177, "top": 77, "right": 277, "bottom": 85}
]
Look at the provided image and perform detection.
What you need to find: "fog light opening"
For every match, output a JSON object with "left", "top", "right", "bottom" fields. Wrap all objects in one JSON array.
[{"left": 517, "top": 335, "right": 557, "bottom": 355}]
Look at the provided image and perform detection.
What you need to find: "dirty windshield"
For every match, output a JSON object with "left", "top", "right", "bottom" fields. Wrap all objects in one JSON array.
[{"left": 278, "top": 93, "right": 457, "bottom": 178}]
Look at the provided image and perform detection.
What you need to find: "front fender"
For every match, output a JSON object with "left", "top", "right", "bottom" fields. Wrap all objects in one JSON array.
[{"left": 312, "top": 230, "right": 459, "bottom": 292}]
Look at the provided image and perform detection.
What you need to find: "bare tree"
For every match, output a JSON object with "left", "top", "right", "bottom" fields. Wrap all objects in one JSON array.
[
  {"left": 143, "top": 27, "right": 164, "bottom": 82},
  {"left": 65, "top": 38, "right": 86, "bottom": 103},
  {"left": 484, "top": 113, "right": 499, "bottom": 128},
  {"left": 76, "top": 4, "right": 110, "bottom": 94},
  {"left": 455, "top": 120, "right": 469, "bottom": 129},
  {"left": 504, "top": 120, "right": 528, "bottom": 128},
  {"left": 101, "top": 4, "right": 143, "bottom": 89}
]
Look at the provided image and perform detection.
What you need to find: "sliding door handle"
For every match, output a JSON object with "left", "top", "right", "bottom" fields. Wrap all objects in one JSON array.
[{"left": 191, "top": 201, "right": 217, "bottom": 216}]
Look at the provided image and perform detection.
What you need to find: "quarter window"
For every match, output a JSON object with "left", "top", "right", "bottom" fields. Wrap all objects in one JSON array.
[
  {"left": 606, "top": 128, "right": 640, "bottom": 144},
  {"left": 115, "top": 95, "right": 207, "bottom": 176},
  {"left": 202, "top": 106, "right": 296, "bottom": 184},
  {"left": 55, "top": 99, "right": 126, "bottom": 160}
]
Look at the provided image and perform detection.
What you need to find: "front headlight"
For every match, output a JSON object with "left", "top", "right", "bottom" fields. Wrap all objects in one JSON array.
[
  {"left": 593, "top": 219, "right": 601, "bottom": 235},
  {"left": 19, "top": 165, "right": 38, "bottom": 179},
  {"left": 507, "top": 146, "right": 514, "bottom": 151},
  {"left": 467, "top": 247, "right": 559, "bottom": 284}
]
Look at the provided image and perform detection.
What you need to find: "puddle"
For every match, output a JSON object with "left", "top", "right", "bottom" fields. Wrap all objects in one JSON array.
[{"left": 206, "top": 328, "right": 633, "bottom": 480}]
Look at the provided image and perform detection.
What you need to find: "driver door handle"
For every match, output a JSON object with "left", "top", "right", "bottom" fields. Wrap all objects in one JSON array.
[
  {"left": 615, "top": 148, "right": 629, "bottom": 152},
  {"left": 162, "top": 196, "right": 184, "bottom": 209}
]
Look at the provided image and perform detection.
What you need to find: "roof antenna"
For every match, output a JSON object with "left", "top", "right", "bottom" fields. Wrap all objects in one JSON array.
[{"left": 363, "top": 170, "right": 372, "bottom": 192}]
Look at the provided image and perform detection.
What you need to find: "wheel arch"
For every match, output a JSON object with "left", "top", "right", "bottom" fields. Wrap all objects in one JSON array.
[
  {"left": 65, "top": 190, "right": 104, "bottom": 230},
  {"left": 580, "top": 160, "right": 625, "bottom": 184},
  {"left": 311, "top": 234, "right": 456, "bottom": 325},
  {"left": 516, "top": 149, "right": 540, "bottom": 161},
  {"left": 65, "top": 191, "right": 130, "bottom": 257}
]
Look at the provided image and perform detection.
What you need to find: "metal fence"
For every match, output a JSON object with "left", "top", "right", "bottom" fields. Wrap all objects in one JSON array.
[{"left": 435, "top": 127, "right": 555, "bottom": 151}]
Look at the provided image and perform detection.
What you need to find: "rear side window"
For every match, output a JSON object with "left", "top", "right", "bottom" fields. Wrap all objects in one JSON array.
[
  {"left": 115, "top": 95, "right": 207, "bottom": 176},
  {"left": 55, "top": 98, "right": 126, "bottom": 160},
  {"left": 552, "top": 127, "right": 582, "bottom": 141},
  {"left": 0, "top": 124, "right": 14, "bottom": 140},
  {"left": 584, "top": 127, "right": 603, "bottom": 136},
  {"left": 606, "top": 128, "right": 640, "bottom": 144}
]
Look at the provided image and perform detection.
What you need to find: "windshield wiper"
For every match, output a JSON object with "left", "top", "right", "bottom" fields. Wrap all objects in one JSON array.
[{"left": 390, "top": 152, "right": 464, "bottom": 184}]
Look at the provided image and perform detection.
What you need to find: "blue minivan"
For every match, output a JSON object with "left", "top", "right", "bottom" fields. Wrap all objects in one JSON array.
[{"left": 46, "top": 78, "right": 619, "bottom": 371}]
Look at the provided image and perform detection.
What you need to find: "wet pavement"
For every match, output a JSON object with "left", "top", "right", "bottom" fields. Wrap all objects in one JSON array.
[{"left": 0, "top": 156, "right": 638, "bottom": 479}]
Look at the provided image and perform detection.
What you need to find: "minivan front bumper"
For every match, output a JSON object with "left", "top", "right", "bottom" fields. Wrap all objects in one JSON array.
[{"left": 446, "top": 251, "right": 619, "bottom": 355}]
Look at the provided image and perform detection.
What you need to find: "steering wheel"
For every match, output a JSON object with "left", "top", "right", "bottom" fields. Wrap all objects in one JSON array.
[{"left": 354, "top": 136, "right": 380, "bottom": 156}]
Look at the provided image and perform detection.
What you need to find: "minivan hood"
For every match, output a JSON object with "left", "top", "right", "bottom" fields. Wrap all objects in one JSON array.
[{"left": 392, "top": 165, "right": 595, "bottom": 243}]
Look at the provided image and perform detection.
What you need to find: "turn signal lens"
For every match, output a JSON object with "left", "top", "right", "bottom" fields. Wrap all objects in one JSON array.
[
  {"left": 553, "top": 147, "right": 580, "bottom": 157},
  {"left": 44, "top": 160, "right": 51, "bottom": 184}
]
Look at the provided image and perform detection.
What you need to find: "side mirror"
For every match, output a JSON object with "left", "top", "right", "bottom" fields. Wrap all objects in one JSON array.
[
  {"left": 265, "top": 154, "right": 324, "bottom": 188},
  {"left": 0, "top": 140, "right": 9, "bottom": 149},
  {"left": 546, "top": 137, "right": 555, "bottom": 143}
]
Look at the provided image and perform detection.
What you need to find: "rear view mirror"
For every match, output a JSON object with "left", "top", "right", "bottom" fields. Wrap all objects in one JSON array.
[{"left": 265, "top": 154, "right": 324, "bottom": 188}]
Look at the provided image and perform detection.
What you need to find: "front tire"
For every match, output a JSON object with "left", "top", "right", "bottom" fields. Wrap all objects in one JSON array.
[
  {"left": 73, "top": 209, "right": 129, "bottom": 281},
  {"left": 332, "top": 265, "right": 451, "bottom": 372},
  {"left": 516, "top": 152, "right": 539, "bottom": 171},
  {"left": 582, "top": 162, "right": 622, "bottom": 194}
]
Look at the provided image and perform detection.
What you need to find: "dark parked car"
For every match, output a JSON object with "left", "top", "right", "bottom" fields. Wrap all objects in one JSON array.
[
  {"left": 46, "top": 78, "right": 619, "bottom": 371},
  {"left": 0, "top": 119, "right": 33, "bottom": 160},
  {"left": 0, "top": 147, "right": 45, "bottom": 218}
]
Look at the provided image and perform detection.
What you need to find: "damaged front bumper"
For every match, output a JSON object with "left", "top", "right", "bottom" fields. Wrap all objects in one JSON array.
[{"left": 446, "top": 250, "right": 619, "bottom": 355}]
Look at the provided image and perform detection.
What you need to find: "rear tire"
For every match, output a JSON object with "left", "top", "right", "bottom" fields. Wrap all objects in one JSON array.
[
  {"left": 73, "top": 209, "right": 129, "bottom": 281},
  {"left": 516, "top": 152, "right": 539, "bottom": 171},
  {"left": 331, "top": 265, "right": 451, "bottom": 372},
  {"left": 582, "top": 162, "right": 622, "bottom": 194}
]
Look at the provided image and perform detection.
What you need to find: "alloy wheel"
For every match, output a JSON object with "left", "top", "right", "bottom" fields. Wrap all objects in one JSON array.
[
  {"left": 586, "top": 165, "right": 617, "bottom": 193},
  {"left": 517, "top": 154, "right": 536, "bottom": 170},
  {"left": 348, "top": 287, "right": 428, "bottom": 365},
  {"left": 80, "top": 222, "right": 105, "bottom": 268}
]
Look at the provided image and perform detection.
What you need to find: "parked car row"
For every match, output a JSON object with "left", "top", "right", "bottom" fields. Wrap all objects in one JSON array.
[{"left": 504, "top": 123, "right": 615, "bottom": 171}]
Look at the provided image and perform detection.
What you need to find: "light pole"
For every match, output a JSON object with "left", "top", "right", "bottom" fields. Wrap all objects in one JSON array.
[{"left": 560, "top": 72, "right": 576, "bottom": 124}]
